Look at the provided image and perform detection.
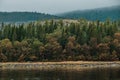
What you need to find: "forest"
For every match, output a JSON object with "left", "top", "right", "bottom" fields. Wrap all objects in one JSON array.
[
  {"left": 0, "top": 5, "right": 119, "bottom": 23},
  {"left": 0, "top": 12, "right": 60, "bottom": 22},
  {"left": 0, "top": 19, "right": 120, "bottom": 62},
  {"left": 58, "top": 5, "right": 120, "bottom": 21}
]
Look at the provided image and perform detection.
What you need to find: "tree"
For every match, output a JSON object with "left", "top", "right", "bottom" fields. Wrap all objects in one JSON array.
[
  {"left": 18, "top": 40, "right": 31, "bottom": 62},
  {"left": 13, "top": 41, "right": 22, "bottom": 61},
  {"left": 32, "top": 39, "right": 43, "bottom": 60},
  {"left": 45, "top": 37, "right": 62, "bottom": 61},
  {"left": 0, "top": 42, "right": 7, "bottom": 62},
  {"left": 1, "top": 39, "right": 13, "bottom": 61}
]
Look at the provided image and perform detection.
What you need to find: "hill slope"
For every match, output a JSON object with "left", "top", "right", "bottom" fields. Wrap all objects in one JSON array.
[
  {"left": 57, "top": 6, "right": 120, "bottom": 21},
  {"left": 0, "top": 12, "right": 61, "bottom": 22}
]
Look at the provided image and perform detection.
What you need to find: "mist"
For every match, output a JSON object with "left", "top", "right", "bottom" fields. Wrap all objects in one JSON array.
[{"left": 0, "top": 0, "right": 119, "bottom": 14}]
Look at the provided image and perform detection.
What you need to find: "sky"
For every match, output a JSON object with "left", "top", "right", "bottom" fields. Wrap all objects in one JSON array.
[{"left": 0, "top": 0, "right": 119, "bottom": 14}]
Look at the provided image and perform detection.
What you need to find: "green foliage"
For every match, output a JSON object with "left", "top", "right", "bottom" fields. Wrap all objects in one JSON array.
[
  {"left": 0, "top": 12, "right": 61, "bottom": 22},
  {"left": 58, "top": 6, "right": 120, "bottom": 21},
  {"left": 0, "top": 19, "right": 120, "bottom": 62}
]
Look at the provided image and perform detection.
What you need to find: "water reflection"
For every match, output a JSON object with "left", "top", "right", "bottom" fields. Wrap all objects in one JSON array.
[{"left": 0, "top": 68, "right": 120, "bottom": 80}]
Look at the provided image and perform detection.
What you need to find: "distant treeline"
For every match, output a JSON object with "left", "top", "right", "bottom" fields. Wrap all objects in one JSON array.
[
  {"left": 0, "top": 6, "right": 120, "bottom": 23},
  {"left": 0, "top": 19, "right": 120, "bottom": 62},
  {"left": 0, "top": 12, "right": 60, "bottom": 22},
  {"left": 58, "top": 5, "right": 120, "bottom": 21}
]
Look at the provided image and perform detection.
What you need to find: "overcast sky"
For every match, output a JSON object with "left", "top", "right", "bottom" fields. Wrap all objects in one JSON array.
[{"left": 0, "top": 0, "right": 119, "bottom": 14}]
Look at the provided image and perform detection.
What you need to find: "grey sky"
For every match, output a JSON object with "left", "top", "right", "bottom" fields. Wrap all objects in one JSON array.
[{"left": 0, "top": 0, "right": 119, "bottom": 14}]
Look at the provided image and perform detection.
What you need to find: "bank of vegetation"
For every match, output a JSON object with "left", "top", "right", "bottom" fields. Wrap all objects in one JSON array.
[{"left": 0, "top": 19, "right": 120, "bottom": 62}]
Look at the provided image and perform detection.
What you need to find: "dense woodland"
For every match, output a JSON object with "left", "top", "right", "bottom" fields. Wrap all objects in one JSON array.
[
  {"left": 0, "top": 19, "right": 120, "bottom": 62},
  {"left": 0, "top": 6, "right": 119, "bottom": 23},
  {"left": 0, "top": 12, "right": 60, "bottom": 22},
  {"left": 58, "top": 5, "right": 120, "bottom": 21}
]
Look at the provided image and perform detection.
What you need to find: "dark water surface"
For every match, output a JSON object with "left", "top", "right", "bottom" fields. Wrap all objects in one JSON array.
[{"left": 0, "top": 68, "right": 120, "bottom": 80}]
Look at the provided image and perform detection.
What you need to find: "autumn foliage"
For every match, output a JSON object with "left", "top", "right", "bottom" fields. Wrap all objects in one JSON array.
[{"left": 0, "top": 19, "right": 120, "bottom": 62}]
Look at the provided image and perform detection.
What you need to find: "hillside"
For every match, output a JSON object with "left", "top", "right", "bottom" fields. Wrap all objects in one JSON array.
[
  {"left": 0, "top": 12, "right": 61, "bottom": 22},
  {"left": 0, "top": 6, "right": 119, "bottom": 22},
  {"left": 57, "top": 5, "right": 120, "bottom": 21}
]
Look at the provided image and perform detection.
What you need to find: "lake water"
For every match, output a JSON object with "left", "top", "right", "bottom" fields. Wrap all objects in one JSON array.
[{"left": 0, "top": 68, "right": 120, "bottom": 80}]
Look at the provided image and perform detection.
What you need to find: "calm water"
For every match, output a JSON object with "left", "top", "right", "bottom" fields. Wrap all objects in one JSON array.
[{"left": 0, "top": 68, "right": 120, "bottom": 80}]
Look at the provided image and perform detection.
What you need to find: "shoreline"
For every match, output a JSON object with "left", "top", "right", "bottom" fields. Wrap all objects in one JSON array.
[{"left": 0, "top": 61, "right": 120, "bottom": 70}]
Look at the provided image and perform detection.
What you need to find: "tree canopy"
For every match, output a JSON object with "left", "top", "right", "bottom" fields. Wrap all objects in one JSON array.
[{"left": 0, "top": 19, "right": 120, "bottom": 62}]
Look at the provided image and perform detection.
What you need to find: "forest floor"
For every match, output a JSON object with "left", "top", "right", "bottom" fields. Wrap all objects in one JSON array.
[{"left": 0, "top": 61, "right": 120, "bottom": 70}]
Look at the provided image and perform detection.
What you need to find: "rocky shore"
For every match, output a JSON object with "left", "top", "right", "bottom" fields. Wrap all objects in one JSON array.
[{"left": 0, "top": 61, "right": 120, "bottom": 70}]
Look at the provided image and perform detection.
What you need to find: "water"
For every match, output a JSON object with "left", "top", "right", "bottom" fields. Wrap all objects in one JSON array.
[{"left": 0, "top": 68, "right": 120, "bottom": 80}]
